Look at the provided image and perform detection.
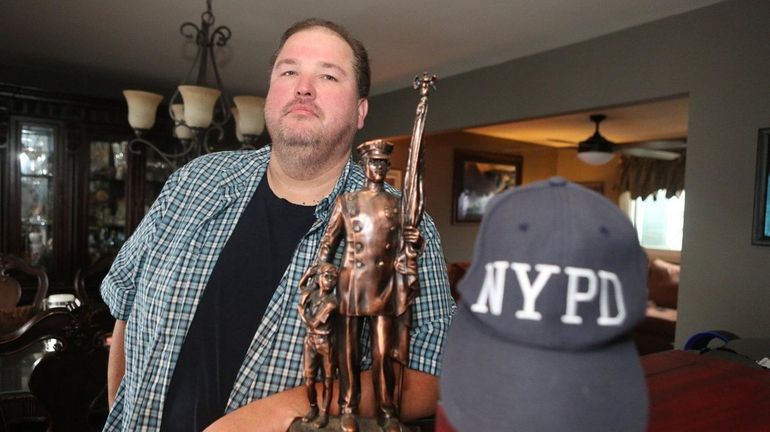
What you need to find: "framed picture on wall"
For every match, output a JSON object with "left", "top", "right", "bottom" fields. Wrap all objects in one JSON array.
[
  {"left": 452, "top": 150, "right": 523, "bottom": 224},
  {"left": 752, "top": 128, "right": 770, "bottom": 246}
]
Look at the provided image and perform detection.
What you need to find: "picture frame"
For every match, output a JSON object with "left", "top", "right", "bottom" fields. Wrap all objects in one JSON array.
[
  {"left": 452, "top": 150, "right": 522, "bottom": 224},
  {"left": 752, "top": 128, "right": 770, "bottom": 246},
  {"left": 385, "top": 169, "right": 402, "bottom": 190},
  {"left": 577, "top": 181, "right": 605, "bottom": 195}
]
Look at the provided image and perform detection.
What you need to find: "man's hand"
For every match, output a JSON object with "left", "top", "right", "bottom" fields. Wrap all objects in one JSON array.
[{"left": 204, "top": 369, "right": 438, "bottom": 431}]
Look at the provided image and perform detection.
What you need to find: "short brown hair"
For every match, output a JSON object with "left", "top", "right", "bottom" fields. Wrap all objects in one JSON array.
[{"left": 270, "top": 18, "right": 371, "bottom": 98}]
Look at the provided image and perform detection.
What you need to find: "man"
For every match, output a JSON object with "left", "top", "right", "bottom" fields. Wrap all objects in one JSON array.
[
  {"left": 102, "top": 18, "right": 454, "bottom": 432},
  {"left": 313, "top": 139, "right": 420, "bottom": 432},
  {"left": 297, "top": 263, "right": 339, "bottom": 428}
]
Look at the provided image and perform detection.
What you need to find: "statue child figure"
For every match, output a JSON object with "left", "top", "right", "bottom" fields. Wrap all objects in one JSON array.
[{"left": 298, "top": 263, "right": 340, "bottom": 428}]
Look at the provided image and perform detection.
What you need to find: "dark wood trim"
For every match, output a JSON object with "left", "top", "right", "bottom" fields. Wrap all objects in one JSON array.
[{"left": 1, "top": 84, "right": 170, "bottom": 295}]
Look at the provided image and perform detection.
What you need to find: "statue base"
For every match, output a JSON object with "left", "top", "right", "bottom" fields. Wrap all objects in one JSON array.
[{"left": 288, "top": 416, "right": 418, "bottom": 432}]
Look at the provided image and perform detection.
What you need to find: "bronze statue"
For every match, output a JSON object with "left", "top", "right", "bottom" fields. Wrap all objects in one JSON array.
[
  {"left": 314, "top": 138, "right": 422, "bottom": 432},
  {"left": 298, "top": 263, "right": 340, "bottom": 428},
  {"left": 293, "top": 73, "right": 436, "bottom": 432}
]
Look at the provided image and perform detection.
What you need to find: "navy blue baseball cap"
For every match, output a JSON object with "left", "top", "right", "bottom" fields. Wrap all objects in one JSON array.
[{"left": 439, "top": 177, "right": 649, "bottom": 431}]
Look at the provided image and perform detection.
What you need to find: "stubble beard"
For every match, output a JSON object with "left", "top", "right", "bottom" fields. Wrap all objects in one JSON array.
[{"left": 268, "top": 113, "right": 358, "bottom": 180}]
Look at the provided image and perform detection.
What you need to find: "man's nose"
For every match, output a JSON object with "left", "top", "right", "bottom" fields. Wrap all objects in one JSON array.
[{"left": 295, "top": 77, "right": 315, "bottom": 99}]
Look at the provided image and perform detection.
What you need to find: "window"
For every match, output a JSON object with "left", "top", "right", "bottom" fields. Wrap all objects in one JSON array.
[{"left": 621, "top": 190, "right": 685, "bottom": 251}]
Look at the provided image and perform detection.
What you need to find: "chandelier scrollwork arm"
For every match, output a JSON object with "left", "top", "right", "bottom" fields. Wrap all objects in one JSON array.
[
  {"left": 128, "top": 135, "right": 196, "bottom": 167},
  {"left": 122, "top": 0, "right": 265, "bottom": 170},
  {"left": 180, "top": 22, "right": 202, "bottom": 41},
  {"left": 201, "top": 125, "right": 225, "bottom": 154},
  {"left": 210, "top": 26, "right": 231, "bottom": 47}
]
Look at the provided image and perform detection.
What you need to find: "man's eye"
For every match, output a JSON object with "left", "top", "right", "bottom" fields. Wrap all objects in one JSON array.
[
  {"left": 320, "top": 74, "right": 338, "bottom": 82},
  {"left": 280, "top": 70, "right": 297, "bottom": 76}
]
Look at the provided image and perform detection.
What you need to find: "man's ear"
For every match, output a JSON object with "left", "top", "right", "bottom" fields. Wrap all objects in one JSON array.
[{"left": 357, "top": 98, "right": 369, "bottom": 130}]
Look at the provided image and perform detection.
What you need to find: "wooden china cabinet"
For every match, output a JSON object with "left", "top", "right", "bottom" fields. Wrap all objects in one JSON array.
[{"left": 0, "top": 84, "right": 174, "bottom": 298}]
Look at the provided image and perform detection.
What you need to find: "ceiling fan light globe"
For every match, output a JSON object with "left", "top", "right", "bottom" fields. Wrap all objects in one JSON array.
[{"left": 578, "top": 151, "right": 615, "bottom": 165}]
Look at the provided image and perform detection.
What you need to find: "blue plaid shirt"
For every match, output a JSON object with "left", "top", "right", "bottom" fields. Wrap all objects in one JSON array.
[{"left": 101, "top": 146, "right": 455, "bottom": 431}]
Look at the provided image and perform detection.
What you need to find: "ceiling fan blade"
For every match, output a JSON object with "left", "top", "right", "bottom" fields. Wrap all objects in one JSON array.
[
  {"left": 623, "top": 139, "right": 687, "bottom": 150},
  {"left": 618, "top": 147, "right": 682, "bottom": 160}
]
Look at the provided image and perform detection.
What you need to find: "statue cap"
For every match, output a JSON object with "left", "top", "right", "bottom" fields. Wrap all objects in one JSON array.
[{"left": 357, "top": 139, "right": 394, "bottom": 160}]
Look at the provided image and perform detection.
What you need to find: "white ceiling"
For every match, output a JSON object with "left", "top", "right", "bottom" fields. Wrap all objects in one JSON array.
[{"left": 0, "top": 0, "right": 722, "bottom": 97}]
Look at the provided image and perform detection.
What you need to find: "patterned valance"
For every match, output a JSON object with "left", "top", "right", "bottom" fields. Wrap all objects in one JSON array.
[{"left": 615, "top": 153, "right": 686, "bottom": 200}]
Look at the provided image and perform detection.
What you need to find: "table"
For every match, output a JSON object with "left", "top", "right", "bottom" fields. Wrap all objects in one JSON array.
[
  {"left": 0, "top": 340, "right": 52, "bottom": 395},
  {"left": 0, "top": 341, "right": 53, "bottom": 428},
  {"left": 643, "top": 349, "right": 770, "bottom": 431}
]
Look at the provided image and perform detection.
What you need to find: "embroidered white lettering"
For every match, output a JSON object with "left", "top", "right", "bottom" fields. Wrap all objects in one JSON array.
[
  {"left": 470, "top": 261, "right": 509, "bottom": 315},
  {"left": 512, "top": 263, "right": 560, "bottom": 321},
  {"left": 561, "top": 267, "right": 597, "bottom": 324},
  {"left": 597, "top": 270, "right": 626, "bottom": 326},
  {"left": 469, "top": 261, "right": 627, "bottom": 326}
]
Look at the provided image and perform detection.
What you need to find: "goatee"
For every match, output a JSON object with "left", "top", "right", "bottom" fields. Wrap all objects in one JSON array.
[{"left": 269, "top": 121, "right": 358, "bottom": 179}]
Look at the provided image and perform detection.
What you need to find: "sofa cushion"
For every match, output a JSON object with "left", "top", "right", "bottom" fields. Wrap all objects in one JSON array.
[{"left": 647, "top": 258, "right": 680, "bottom": 309}]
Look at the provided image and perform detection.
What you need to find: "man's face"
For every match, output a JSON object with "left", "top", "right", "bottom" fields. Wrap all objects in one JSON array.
[
  {"left": 265, "top": 27, "right": 368, "bottom": 153},
  {"left": 364, "top": 157, "right": 389, "bottom": 183}
]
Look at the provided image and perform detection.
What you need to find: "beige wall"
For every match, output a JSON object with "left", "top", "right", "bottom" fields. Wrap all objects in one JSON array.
[
  {"left": 364, "top": 0, "right": 770, "bottom": 346},
  {"left": 388, "top": 131, "right": 618, "bottom": 263}
]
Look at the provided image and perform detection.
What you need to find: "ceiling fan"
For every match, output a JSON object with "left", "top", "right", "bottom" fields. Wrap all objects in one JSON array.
[{"left": 573, "top": 114, "right": 686, "bottom": 165}]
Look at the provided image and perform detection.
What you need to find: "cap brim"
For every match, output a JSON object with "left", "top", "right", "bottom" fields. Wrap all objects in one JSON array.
[{"left": 440, "top": 305, "right": 649, "bottom": 432}]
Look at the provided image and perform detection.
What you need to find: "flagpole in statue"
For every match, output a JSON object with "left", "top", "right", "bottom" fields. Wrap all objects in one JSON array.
[
  {"left": 391, "top": 72, "right": 437, "bottom": 413},
  {"left": 291, "top": 73, "right": 437, "bottom": 432}
]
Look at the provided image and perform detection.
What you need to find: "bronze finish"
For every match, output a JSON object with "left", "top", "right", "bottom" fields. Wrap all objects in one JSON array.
[
  {"left": 295, "top": 73, "right": 436, "bottom": 432},
  {"left": 316, "top": 139, "right": 409, "bottom": 432},
  {"left": 299, "top": 263, "right": 339, "bottom": 428}
]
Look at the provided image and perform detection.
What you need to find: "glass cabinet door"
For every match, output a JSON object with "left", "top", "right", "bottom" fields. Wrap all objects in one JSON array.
[
  {"left": 18, "top": 123, "right": 55, "bottom": 265},
  {"left": 143, "top": 150, "right": 173, "bottom": 214},
  {"left": 87, "top": 139, "right": 129, "bottom": 264}
]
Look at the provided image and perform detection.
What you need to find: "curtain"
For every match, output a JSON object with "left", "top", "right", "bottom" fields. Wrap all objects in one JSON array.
[{"left": 615, "top": 153, "right": 685, "bottom": 200}]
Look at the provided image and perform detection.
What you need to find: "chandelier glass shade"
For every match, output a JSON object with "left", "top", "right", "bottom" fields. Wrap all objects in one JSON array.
[
  {"left": 123, "top": 90, "right": 164, "bottom": 131},
  {"left": 123, "top": 0, "right": 264, "bottom": 167}
]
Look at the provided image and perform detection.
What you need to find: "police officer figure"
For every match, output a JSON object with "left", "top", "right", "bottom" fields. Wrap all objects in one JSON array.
[{"left": 313, "top": 139, "right": 421, "bottom": 432}]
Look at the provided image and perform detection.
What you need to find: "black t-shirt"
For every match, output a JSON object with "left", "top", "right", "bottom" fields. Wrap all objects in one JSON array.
[{"left": 161, "top": 177, "right": 316, "bottom": 431}]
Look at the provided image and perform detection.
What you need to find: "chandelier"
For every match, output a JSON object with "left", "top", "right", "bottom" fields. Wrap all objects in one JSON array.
[{"left": 123, "top": 0, "right": 264, "bottom": 167}]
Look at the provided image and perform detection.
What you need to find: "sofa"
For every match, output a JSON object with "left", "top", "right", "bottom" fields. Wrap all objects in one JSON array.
[{"left": 633, "top": 258, "right": 679, "bottom": 355}]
